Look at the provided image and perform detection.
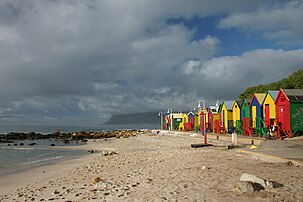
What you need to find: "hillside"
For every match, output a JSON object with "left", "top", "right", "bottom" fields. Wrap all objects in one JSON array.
[
  {"left": 103, "top": 112, "right": 160, "bottom": 125},
  {"left": 239, "top": 69, "right": 303, "bottom": 99}
]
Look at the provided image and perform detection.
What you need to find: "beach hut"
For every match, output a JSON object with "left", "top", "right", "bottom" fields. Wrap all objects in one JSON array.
[
  {"left": 262, "top": 91, "right": 279, "bottom": 128},
  {"left": 213, "top": 112, "right": 220, "bottom": 133},
  {"left": 241, "top": 99, "right": 251, "bottom": 136},
  {"left": 194, "top": 109, "right": 200, "bottom": 130},
  {"left": 172, "top": 113, "right": 183, "bottom": 130},
  {"left": 178, "top": 113, "right": 188, "bottom": 131},
  {"left": 219, "top": 101, "right": 233, "bottom": 133},
  {"left": 207, "top": 109, "right": 213, "bottom": 132},
  {"left": 186, "top": 111, "right": 195, "bottom": 131},
  {"left": 250, "top": 93, "right": 266, "bottom": 128},
  {"left": 275, "top": 89, "right": 303, "bottom": 138},
  {"left": 250, "top": 93, "right": 267, "bottom": 137},
  {"left": 232, "top": 100, "right": 242, "bottom": 134},
  {"left": 198, "top": 109, "right": 207, "bottom": 134},
  {"left": 208, "top": 101, "right": 220, "bottom": 133},
  {"left": 232, "top": 100, "right": 241, "bottom": 126}
]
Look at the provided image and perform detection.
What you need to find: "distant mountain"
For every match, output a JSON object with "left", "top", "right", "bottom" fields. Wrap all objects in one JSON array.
[
  {"left": 103, "top": 112, "right": 160, "bottom": 125},
  {"left": 239, "top": 69, "right": 303, "bottom": 99}
]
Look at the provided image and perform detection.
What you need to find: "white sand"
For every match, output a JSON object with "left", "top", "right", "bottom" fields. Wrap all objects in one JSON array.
[{"left": 0, "top": 132, "right": 302, "bottom": 201}]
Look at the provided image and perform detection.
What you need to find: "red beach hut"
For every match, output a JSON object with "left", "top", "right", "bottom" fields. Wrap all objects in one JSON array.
[{"left": 275, "top": 89, "right": 303, "bottom": 138}]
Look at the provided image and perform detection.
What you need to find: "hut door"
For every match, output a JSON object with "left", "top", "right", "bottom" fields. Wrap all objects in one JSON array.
[
  {"left": 252, "top": 106, "right": 256, "bottom": 128},
  {"left": 190, "top": 116, "right": 194, "bottom": 124},
  {"left": 265, "top": 104, "right": 270, "bottom": 127}
]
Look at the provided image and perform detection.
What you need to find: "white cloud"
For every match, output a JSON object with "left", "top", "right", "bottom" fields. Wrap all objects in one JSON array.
[
  {"left": 186, "top": 49, "right": 303, "bottom": 100},
  {"left": 218, "top": 0, "right": 303, "bottom": 44}
]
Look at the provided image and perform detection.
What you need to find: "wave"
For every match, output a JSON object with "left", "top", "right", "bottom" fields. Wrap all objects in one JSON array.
[{"left": 17, "top": 156, "right": 63, "bottom": 165}]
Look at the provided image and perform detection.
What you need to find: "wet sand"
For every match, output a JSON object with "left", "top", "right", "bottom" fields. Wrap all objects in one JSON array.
[{"left": 0, "top": 131, "right": 302, "bottom": 201}]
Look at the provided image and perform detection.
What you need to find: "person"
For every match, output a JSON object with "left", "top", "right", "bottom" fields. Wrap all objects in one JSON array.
[{"left": 269, "top": 124, "right": 277, "bottom": 139}]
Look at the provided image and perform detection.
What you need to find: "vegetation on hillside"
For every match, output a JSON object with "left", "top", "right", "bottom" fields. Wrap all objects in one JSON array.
[{"left": 239, "top": 69, "right": 303, "bottom": 99}]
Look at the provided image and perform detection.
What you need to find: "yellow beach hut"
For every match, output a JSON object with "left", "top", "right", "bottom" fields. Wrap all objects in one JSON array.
[
  {"left": 219, "top": 101, "right": 233, "bottom": 133},
  {"left": 232, "top": 100, "right": 241, "bottom": 127},
  {"left": 178, "top": 113, "right": 188, "bottom": 131},
  {"left": 262, "top": 91, "right": 279, "bottom": 128},
  {"left": 195, "top": 110, "right": 201, "bottom": 128}
]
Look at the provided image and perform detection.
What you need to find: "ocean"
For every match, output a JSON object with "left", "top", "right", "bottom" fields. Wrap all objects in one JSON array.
[
  {"left": 0, "top": 123, "right": 160, "bottom": 177},
  {"left": 0, "top": 139, "right": 88, "bottom": 176}
]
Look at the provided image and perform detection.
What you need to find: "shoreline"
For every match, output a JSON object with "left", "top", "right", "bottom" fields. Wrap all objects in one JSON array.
[
  {"left": 0, "top": 138, "right": 113, "bottom": 196},
  {"left": 0, "top": 131, "right": 302, "bottom": 201}
]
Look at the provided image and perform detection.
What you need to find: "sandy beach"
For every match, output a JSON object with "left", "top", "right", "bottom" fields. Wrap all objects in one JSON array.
[{"left": 0, "top": 131, "right": 302, "bottom": 202}]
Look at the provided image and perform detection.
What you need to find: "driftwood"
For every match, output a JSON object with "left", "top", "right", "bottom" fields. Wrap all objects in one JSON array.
[{"left": 191, "top": 143, "right": 214, "bottom": 148}]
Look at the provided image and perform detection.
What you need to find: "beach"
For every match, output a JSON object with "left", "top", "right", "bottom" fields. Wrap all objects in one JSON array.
[{"left": 0, "top": 131, "right": 302, "bottom": 202}]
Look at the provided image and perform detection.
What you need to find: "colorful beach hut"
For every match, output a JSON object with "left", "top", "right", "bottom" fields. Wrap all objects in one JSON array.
[
  {"left": 241, "top": 99, "right": 251, "bottom": 136},
  {"left": 262, "top": 91, "right": 278, "bottom": 128},
  {"left": 250, "top": 93, "right": 266, "bottom": 128},
  {"left": 187, "top": 111, "right": 195, "bottom": 128},
  {"left": 232, "top": 100, "right": 241, "bottom": 127},
  {"left": 275, "top": 89, "right": 303, "bottom": 138},
  {"left": 178, "top": 113, "right": 188, "bottom": 131},
  {"left": 172, "top": 113, "right": 183, "bottom": 130},
  {"left": 232, "top": 100, "right": 242, "bottom": 134},
  {"left": 194, "top": 110, "right": 200, "bottom": 130},
  {"left": 219, "top": 101, "right": 233, "bottom": 133},
  {"left": 207, "top": 109, "right": 213, "bottom": 132}
]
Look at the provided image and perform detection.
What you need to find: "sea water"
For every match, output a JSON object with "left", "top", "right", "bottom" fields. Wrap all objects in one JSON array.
[
  {"left": 0, "top": 123, "right": 159, "bottom": 176},
  {"left": 0, "top": 139, "right": 87, "bottom": 176}
]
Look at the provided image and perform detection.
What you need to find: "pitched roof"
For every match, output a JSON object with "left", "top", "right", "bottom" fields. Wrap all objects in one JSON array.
[
  {"left": 241, "top": 99, "right": 250, "bottom": 107},
  {"left": 187, "top": 111, "right": 195, "bottom": 116},
  {"left": 268, "top": 91, "right": 279, "bottom": 101},
  {"left": 172, "top": 113, "right": 183, "bottom": 119},
  {"left": 232, "top": 100, "right": 241, "bottom": 109},
  {"left": 283, "top": 89, "right": 303, "bottom": 101},
  {"left": 251, "top": 93, "right": 266, "bottom": 105}
]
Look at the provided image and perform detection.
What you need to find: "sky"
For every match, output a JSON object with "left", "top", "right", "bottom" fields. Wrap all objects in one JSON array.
[{"left": 0, "top": 0, "right": 303, "bottom": 127}]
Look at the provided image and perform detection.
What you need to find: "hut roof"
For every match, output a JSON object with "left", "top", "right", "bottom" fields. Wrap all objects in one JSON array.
[
  {"left": 283, "top": 89, "right": 303, "bottom": 101},
  {"left": 251, "top": 93, "right": 266, "bottom": 106},
  {"left": 172, "top": 113, "right": 183, "bottom": 119}
]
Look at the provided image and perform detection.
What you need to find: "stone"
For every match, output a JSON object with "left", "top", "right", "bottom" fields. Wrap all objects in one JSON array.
[
  {"left": 92, "top": 177, "right": 102, "bottom": 184},
  {"left": 50, "top": 144, "right": 55, "bottom": 146},
  {"left": 236, "top": 181, "right": 256, "bottom": 193},
  {"left": 240, "top": 173, "right": 273, "bottom": 189},
  {"left": 284, "top": 161, "right": 293, "bottom": 166},
  {"left": 54, "top": 190, "right": 60, "bottom": 194}
]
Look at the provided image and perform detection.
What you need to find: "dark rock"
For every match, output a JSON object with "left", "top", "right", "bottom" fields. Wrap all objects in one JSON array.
[
  {"left": 20, "top": 143, "right": 24, "bottom": 146},
  {"left": 7, "top": 144, "right": 11, "bottom": 146},
  {"left": 227, "top": 145, "right": 239, "bottom": 149},
  {"left": 28, "top": 143, "right": 37, "bottom": 146},
  {"left": 50, "top": 144, "right": 55, "bottom": 146}
]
